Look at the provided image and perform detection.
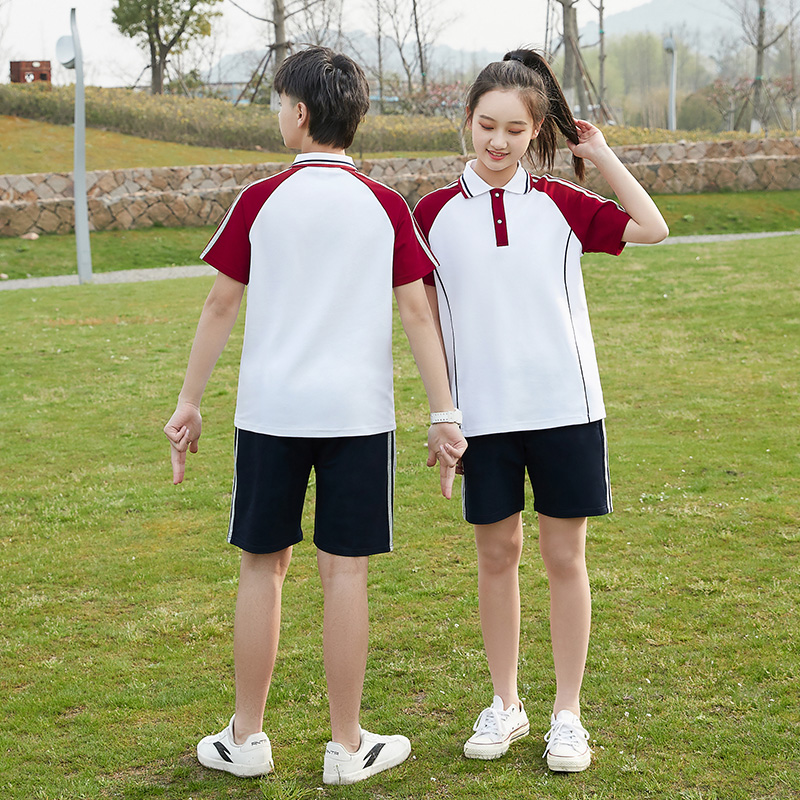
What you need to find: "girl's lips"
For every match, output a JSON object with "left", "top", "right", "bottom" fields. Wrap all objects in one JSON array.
[{"left": 487, "top": 150, "right": 507, "bottom": 161}]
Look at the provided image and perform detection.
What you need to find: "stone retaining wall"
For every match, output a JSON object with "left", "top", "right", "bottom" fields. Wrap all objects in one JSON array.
[{"left": 2, "top": 138, "right": 799, "bottom": 238}]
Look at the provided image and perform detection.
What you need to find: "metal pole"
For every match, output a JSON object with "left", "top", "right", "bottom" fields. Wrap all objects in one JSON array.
[
  {"left": 664, "top": 37, "right": 677, "bottom": 131},
  {"left": 70, "top": 8, "right": 93, "bottom": 284}
]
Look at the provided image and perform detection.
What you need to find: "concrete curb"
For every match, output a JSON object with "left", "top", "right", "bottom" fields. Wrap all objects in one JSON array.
[{"left": 2, "top": 231, "right": 798, "bottom": 291}]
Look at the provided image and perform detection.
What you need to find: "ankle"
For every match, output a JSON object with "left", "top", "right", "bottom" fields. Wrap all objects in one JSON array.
[
  {"left": 502, "top": 695, "right": 522, "bottom": 710},
  {"left": 232, "top": 715, "right": 260, "bottom": 745},
  {"left": 333, "top": 728, "right": 362, "bottom": 753},
  {"left": 553, "top": 705, "right": 581, "bottom": 719}
]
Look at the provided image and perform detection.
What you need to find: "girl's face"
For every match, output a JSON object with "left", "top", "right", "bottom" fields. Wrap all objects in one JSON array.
[{"left": 468, "top": 89, "right": 540, "bottom": 187}]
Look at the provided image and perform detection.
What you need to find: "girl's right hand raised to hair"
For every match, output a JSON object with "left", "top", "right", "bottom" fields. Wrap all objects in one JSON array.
[{"left": 566, "top": 119, "right": 610, "bottom": 162}]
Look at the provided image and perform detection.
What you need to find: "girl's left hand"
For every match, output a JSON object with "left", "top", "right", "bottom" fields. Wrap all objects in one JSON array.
[{"left": 566, "top": 119, "right": 609, "bottom": 160}]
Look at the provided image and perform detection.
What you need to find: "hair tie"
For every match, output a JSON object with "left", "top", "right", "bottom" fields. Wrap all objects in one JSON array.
[{"left": 507, "top": 55, "right": 526, "bottom": 65}]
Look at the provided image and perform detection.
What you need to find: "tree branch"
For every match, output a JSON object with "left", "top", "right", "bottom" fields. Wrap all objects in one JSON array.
[{"left": 227, "top": 0, "right": 272, "bottom": 23}]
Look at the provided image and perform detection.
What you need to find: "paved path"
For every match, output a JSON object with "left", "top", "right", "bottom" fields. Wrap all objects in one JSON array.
[{"left": 2, "top": 230, "right": 798, "bottom": 292}]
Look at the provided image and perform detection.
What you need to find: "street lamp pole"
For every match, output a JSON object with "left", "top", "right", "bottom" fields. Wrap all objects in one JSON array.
[{"left": 57, "top": 8, "right": 93, "bottom": 284}]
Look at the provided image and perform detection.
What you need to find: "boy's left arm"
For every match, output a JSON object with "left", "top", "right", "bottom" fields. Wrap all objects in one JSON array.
[{"left": 394, "top": 279, "right": 467, "bottom": 499}]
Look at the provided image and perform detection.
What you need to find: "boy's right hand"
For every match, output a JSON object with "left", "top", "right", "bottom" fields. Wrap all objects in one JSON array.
[{"left": 164, "top": 402, "right": 202, "bottom": 485}]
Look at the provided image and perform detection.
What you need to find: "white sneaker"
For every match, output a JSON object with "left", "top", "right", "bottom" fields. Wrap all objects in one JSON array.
[
  {"left": 464, "top": 695, "right": 530, "bottom": 759},
  {"left": 323, "top": 728, "right": 411, "bottom": 785},
  {"left": 197, "top": 715, "right": 274, "bottom": 777},
  {"left": 543, "top": 709, "right": 592, "bottom": 772}
]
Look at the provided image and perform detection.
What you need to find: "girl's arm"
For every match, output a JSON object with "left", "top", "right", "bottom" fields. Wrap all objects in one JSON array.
[
  {"left": 394, "top": 278, "right": 467, "bottom": 499},
  {"left": 164, "top": 272, "right": 245, "bottom": 484},
  {"left": 568, "top": 120, "right": 669, "bottom": 244}
]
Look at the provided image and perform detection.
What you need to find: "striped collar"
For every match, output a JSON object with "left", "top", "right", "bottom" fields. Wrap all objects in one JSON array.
[
  {"left": 459, "top": 160, "right": 533, "bottom": 198},
  {"left": 292, "top": 152, "right": 356, "bottom": 169}
]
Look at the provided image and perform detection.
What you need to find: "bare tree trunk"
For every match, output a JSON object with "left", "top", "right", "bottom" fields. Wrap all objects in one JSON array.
[
  {"left": 598, "top": 0, "right": 606, "bottom": 109},
  {"left": 377, "top": 0, "right": 385, "bottom": 113},
  {"left": 273, "top": 0, "right": 288, "bottom": 66},
  {"left": 412, "top": 0, "right": 426, "bottom": 90},
  {"left": 556, "top": 0, "right": 588, "bottom": 117},
  {"left": 587, "top": 0, "right": 607, "bottom": 116},
  {"left": 752, "top": 0, "right": 767, "bottom": 130}
]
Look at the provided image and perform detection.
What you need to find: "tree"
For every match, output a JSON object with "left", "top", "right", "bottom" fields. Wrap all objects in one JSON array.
[
  {"left": 724, "top": 0, "right": 800, "bottom": 130},
  {"left": 587, "top": 0, "right": 607, "bottom": 110},
  {"left": 112, "top": 0, "right": 223, "bottom": 94},
  {"left": 553, "top": 0, "right": 588, "bottom": 117},
  {"left": 227, "top": 0, "right": 330, "bottom": 105},
  {"left": 380, "top": 0, "right": 442, "bottom": 98}
]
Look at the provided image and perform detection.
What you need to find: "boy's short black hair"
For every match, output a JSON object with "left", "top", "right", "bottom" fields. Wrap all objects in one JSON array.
[{"left": 274, "top": 46, "right": 370, "bottom": 150}]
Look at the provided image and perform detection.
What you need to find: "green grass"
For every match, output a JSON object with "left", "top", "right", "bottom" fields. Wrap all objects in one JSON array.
[
  {"left": 1, "top": 235, "right": 799, "bottom": 799},
  {"left": 3, "top": 190, "right": 800, "bottom": 281},
  {"left": 655, "top": 191, "right": 800, "bottom": 237},
  {"left": 0, "top": 115, "right": 452, "bottom": 174},
  {"left": 0, "top": 226, "right": 214, "bottom": 280}
]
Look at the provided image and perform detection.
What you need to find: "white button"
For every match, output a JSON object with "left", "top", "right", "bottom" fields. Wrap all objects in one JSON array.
[{"left": 497, "top": 219, "right": 503, "bottom": 224}]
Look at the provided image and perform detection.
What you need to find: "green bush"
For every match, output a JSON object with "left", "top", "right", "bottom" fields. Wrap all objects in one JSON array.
[
  {"left": 0, "top": 82, "right": 793, "bottom": 154},
  {"left": 0, "top": 83, "right": 462, "bottom": 153}
]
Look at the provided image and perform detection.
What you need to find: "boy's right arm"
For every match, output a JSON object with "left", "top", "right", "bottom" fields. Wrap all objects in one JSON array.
[{"left": 164, "top": 272, "right": 245, "bottom": 484}]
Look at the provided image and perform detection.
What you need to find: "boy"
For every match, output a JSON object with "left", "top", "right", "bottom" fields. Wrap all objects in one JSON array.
[{"left": 164, "top": 46, "right": 465, "bottom": 786}]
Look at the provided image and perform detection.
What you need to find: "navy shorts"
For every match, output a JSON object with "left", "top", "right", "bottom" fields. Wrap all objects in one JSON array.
[
  {"left": 460, "top": 420, "right": 612, "bottom": 525},
  {"left": 228, "top": 429, "right": 396, "bottom": 557}
]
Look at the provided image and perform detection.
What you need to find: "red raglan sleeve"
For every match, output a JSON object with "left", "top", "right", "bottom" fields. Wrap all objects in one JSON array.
[
  {"left": 413, "top": 187, "right": 459, "bottom": 286},
  {"left": 536, "top": 176, "right": 630, "bottom": 256},
  {"left": 200, "top": 186, "right": 259, "bottom": 284}
]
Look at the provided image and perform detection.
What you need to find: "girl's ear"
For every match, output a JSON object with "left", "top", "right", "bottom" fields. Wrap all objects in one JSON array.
[{"left": 465, "top": 106, "right": 473, "bottom": 125}]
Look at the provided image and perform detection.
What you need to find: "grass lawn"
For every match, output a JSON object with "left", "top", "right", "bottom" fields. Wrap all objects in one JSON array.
[
  {"left": 1, "top": 235, "right": 798, "bottom": 799},
  {"left": 2, "top": 190, "right": 800, "bottom": 282},
  {"left": 0, "top": 115, "right": 451, "bottom": 174}
]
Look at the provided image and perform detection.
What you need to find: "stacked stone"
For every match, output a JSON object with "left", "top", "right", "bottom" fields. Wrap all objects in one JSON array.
[{"left": 2, "top": 138, "right": 799, "bottom": 237}]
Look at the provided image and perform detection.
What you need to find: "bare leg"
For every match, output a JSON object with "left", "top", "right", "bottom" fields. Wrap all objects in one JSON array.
[
  {"left": 232, "top": 547, "right": 293, "bottom": 743},
  {"left": 474, "top": 512, "right": 524, "bottom": 709},
  {"left": 317, "top": 549, "right": 369, "bottom": 752},
  {"left": 538, "top": 514, "right": 590, "bottom": 716}
]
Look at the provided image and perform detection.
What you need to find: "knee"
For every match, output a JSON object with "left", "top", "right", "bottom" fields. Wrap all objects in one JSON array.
[
  {"left": 477, "top": 534, "right": 523, "bottom": 576},
  {"left": 317, "top": 551, "right": 368, "bottom": 587},
  {"left": 540, "top": 543, "right": 586, "bottom": 581},
  {"left": 241, "top": 548, "right": 292, "bottom": 583}
]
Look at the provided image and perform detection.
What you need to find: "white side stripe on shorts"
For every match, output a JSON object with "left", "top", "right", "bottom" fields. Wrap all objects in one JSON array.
[{"left": 227, "top": 429, "right": 239, "bottom": 543}]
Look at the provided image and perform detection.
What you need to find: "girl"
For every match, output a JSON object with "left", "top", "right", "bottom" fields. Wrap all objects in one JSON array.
[{"left": 414, "top": 49, "right": 668, "bottom": 772}]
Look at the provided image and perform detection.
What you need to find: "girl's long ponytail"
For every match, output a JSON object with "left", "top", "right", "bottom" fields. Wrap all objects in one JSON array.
[{"left": 503, "top": 49, "right": 585, "bottom": 182}]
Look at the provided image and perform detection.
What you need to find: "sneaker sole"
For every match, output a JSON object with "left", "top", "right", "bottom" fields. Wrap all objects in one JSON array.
[
  {"left": 197, "top": 751, "right": 274, "bottom": 778},
  {"left": 322, "top": 742, "right": 411, "bottom": 785},
  {"left": 546, "top": 750, "right": 591, "bottom": 773},
  {"left": 463, "top": 723, "right": 530, "bottom": 760}
]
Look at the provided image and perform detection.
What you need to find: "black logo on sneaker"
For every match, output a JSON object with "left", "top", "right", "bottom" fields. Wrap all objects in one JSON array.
[
  {"left": 363, "top": 743, "right": 385, "bottom": 767},
  {"left": 213, "top": 741, "right": 233, "bottom": 763}
]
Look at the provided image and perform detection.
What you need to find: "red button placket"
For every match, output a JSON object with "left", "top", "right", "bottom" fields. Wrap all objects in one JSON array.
[{"left": 490, "top": 189, "right": 509, "bottom": 247}]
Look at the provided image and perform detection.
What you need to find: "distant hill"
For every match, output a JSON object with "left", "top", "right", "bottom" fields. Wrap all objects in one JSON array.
[
  {"left": 581, "top": 0, "right": 739, "bottom": 52},
  {"left": 206, "top": 32, "right": 503, "bottom": 88}
]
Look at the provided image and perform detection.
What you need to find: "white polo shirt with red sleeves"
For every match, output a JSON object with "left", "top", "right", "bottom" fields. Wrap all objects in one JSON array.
[
  {"left": 414, "top": 161, "right": 630, "bottom": 438},
  {"left": 201, "top": 152, "right": 437, "bottom": 438}
]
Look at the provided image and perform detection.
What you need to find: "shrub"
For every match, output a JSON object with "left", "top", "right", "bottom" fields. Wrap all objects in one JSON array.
[
  {"left": 0, "top": 83, "right": 462, "bottom": 153},
  {"left": 0, "top": 83, "right": 793, "bottom": 155}
]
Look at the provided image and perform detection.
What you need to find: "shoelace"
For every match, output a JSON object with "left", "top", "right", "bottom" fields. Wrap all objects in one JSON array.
[
  {"left": 543, "top": 717, "right": 590, "bottom": 757},
  {"left": 473, "top": 706, "right": 508, "bottom": 737}
]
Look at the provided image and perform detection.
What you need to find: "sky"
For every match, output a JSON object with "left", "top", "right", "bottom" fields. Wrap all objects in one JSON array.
[{"left": 0, "top": 0, "right": 652, "bottom": 87}]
